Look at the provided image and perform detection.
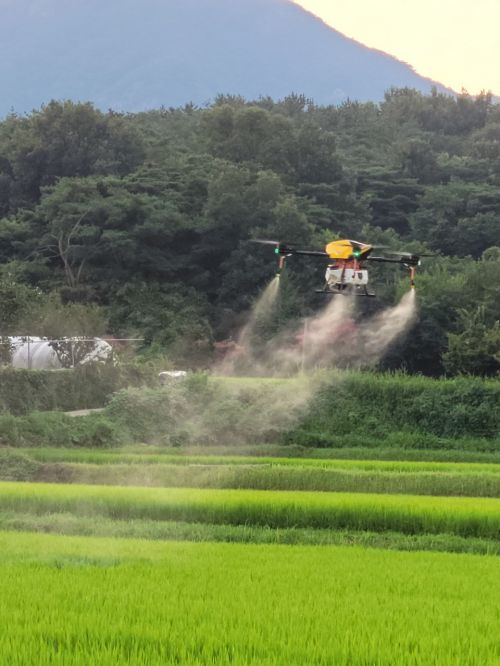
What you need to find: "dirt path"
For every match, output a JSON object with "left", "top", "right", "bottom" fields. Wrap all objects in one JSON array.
[{"left": 64, "top": 408, "right": 105, "bottom": 418}]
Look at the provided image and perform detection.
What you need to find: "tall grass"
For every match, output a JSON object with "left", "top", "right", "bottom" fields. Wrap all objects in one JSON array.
[
  {"left": 2, "top": 482, "right": 500, "bottom": 538},
  {"left": 1, "top": 532, "right": 500, "bottom": 664}
]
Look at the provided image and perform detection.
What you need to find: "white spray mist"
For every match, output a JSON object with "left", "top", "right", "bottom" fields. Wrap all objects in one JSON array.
[
  {"left": 206, "top": 284, "right": 418, "bottom": 446},
  {"left": 215, "top": 276, "right": 280, "bottom": 375},
  {"left": 237, "top": 276, "right": 280, "bottom": 350},
  {"left": 355, "top": 290, "right": 418, "bottom": 367}
]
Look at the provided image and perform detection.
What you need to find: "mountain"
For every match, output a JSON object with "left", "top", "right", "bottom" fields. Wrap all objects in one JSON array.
[{"left": 0, "top": 0, "right": 452, "bottom": 117}]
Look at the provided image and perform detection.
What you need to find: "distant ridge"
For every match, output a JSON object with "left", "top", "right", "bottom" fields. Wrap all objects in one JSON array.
[{"left": 0, "top": 0, "right": 454, "bottom": 116}]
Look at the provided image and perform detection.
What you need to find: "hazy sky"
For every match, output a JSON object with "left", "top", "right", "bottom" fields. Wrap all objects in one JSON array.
[{"left": 292, "top": 0, "right": 500, "bottom": 95}]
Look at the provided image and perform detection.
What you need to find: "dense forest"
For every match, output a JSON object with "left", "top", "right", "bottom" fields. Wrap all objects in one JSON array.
[{"left": 0, "top": 88, "right": 499, "bottom": 376}]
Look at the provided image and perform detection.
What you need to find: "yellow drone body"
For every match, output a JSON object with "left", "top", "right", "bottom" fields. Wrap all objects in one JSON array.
[{"left": 325, "top": 240, "right": 373, "bottom": 260}]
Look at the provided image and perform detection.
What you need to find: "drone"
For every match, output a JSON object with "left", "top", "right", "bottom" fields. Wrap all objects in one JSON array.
[{"left": 251, "top": 238, "right": 432, "bottom": 297}]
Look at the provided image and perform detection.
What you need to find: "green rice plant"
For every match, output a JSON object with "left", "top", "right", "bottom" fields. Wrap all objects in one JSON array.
[
  {"left": 2, "top": 482, "right": 500, "bottom": 538},
  {"left": 24, "top": 447, "right": 500, "bottom": 473},
  {"left": 2, "top": 511, "right": 500, "bottom": 556},
  {"left": 0, "top": 532, "right": 499, "bottom": 664},
  {"left": 28, "top": 461, "right": 500, "bottom": 498}
]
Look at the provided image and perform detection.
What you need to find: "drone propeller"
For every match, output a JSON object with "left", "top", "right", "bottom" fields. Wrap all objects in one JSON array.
[
  {"left": 383, "top": 250, "right": 437, "bottom": 258},
  {"left": 250, "top": 239, "right": 285, "bottom": 246},
  {"left": 249, "top": 239, "right": 327, "bottom": 258}
]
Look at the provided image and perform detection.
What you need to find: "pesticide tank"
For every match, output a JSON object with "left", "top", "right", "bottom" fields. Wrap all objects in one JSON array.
[{"left": 325, "top": 267, "right": 368, "bottom": 288}]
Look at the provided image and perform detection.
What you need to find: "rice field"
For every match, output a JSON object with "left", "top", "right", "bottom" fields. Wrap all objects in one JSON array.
[
  {"left": 7, "top": 446, "right": 500, "bottom": 497},
  {"left": 2, "top": 442, "right": 500, "bottom": 664},
  {"left": 1, "top": 531, "right": 500, "bottom": 665},
  {"left": 2, "top": 482, "right": 500, "bottom": 538},
  {"left": 24, "top": 445, "right": 500, "bottom": 468},
  {"left": 29, "top": 461, "right": 500, "bottom": 498}
]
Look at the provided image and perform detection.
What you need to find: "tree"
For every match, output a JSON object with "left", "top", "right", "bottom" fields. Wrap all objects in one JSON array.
[
  {"left": 443, "top": 308, "right": 500, "bottom": 376},
  {"left": 410, "top": 182, "right": 500, "bottom": 257},
  {"left": 33, "top": 178, "right": 107, "bottom": 292},
  {"left": 0, "top": 101, "right": 144, "bottom": 211},
  {"left": 0, "top": 275, "right": 44, "bottom": 334},
  {"left": 108, "top": 281, "right": 212, "bottom": 364},
  {"left": 1, "top": 91, "right": 500, "bottom": 371}
]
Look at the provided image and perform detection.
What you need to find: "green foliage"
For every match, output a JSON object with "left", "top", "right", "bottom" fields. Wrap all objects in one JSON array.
[
  {"left": 290, "top": 372, "right": 500, "bottom": 444},
  {"left": 0, "top": 412, "right": 121, "bottom": 448},
  {"left": 443, "top": 308, "right": 500, "bottom": 376},
  {"left": 0, "top": 448, "right": 39, "bottom": 480},
  {"left": 0, "top": 101, "right": 144, "bottom": 212},
  {"left": 25, "top": 299, "right": 108, "bottom": 338},
  {"left": 0, "top": 277, "right": 44, "bottom": 334},
  {"left": 388, "top": 253, "right": 500, "bottom": 374},
  {"left": 108, "top": 281, "right": 212, "bottom": 360},
  {"left": 0, "top": 364, "right": 155, "bottom": 416},
  {"left": 23, "top": 447, "right": 500, "bottom": 470},
  {"left": 0, "top": 371, "right": 496, "bottom": 448},
  {"left": 105, "top": 375, "right": 314, "bottom": 446},
  {"left": 1, "top": 93, "right": 500, "bottom": 372},
  {"left": 410, "top": 182, "right": 500, "bottom": 257},
  {"left": 102, "top": 373, "right": 500, "bottom": 448}
]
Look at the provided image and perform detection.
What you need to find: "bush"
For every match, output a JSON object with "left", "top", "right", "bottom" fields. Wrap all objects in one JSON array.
[
  {"left": 0, "top": 363, "right": 158, "bottom": 416},
  {"left": 1, "top": 371, "right": 497, "bottom": 449},
  {"left": 0, "top": 448, "right": 39, "bottom": 480},
  {"left": 293, "top": 373, "right": 500, "bottom": 443},
  {"left": 0, "top": 412, "right": 121, "bottom": 448},
  {"left": 104, "top": 375, "right": 308, "bottom": 445}
]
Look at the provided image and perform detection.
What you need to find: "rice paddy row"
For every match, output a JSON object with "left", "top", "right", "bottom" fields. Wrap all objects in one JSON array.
[
  {"left": 29, "top": 461, "right": 500, "bottom": 498},
  {"left": 1, "top": 531, "right": 500, "bottom": 665},
  {"left": 24, "top": 446, "right": 500, "bottom": 474},
  {"left": 3, "top": 511, "right": 500, "bottom": 555},
  {"left": 2, "top": 482, "right": 500, "bottom": 539},
  {"left": 6, "top": 447, "right": 500, "bottom": 497}
]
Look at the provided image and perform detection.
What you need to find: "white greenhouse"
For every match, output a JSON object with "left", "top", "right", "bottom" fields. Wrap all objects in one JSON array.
[{"left": 3, "top": 337, "right": 113, "bottom": 370}]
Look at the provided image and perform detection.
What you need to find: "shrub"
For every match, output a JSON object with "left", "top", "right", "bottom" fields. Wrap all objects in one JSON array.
[
  {"left": 0, "top": 363, "right": 158, "bottom": 416},
  {"left": 0, "top": 412, "right": 121, "bottom": 448},
  {"left": 293, "top": 373, "right": 500, "bottom": 443},
  {"left": 0, "top": 449, "right": 39, "bottom": 480}
]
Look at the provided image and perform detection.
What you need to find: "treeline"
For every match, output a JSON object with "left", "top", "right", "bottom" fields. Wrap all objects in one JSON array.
[{"left": 0, "top": 89, "right": 499, "bottom": 375}]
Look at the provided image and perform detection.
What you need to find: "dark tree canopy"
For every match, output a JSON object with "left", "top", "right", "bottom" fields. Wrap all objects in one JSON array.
[{"left": 0, "top": 93, "right": 499, "bottom": 375}]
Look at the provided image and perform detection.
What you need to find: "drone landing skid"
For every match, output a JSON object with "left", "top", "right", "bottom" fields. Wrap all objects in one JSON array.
[{"left": 315, "top": 287, "right": 376, "bottom": 298}]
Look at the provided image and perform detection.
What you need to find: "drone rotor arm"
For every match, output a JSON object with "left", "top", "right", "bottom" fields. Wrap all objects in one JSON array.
[
  {"left": 289, "top": 249, "right": 329, "bottom": 257},
  {"left": 366, "top": 255, "right": 420, "bottom": 267}
]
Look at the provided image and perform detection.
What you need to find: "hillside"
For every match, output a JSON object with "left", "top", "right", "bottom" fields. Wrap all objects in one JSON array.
[{"left": 0, "top": 0, "right": 452, "bottom": 116}]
